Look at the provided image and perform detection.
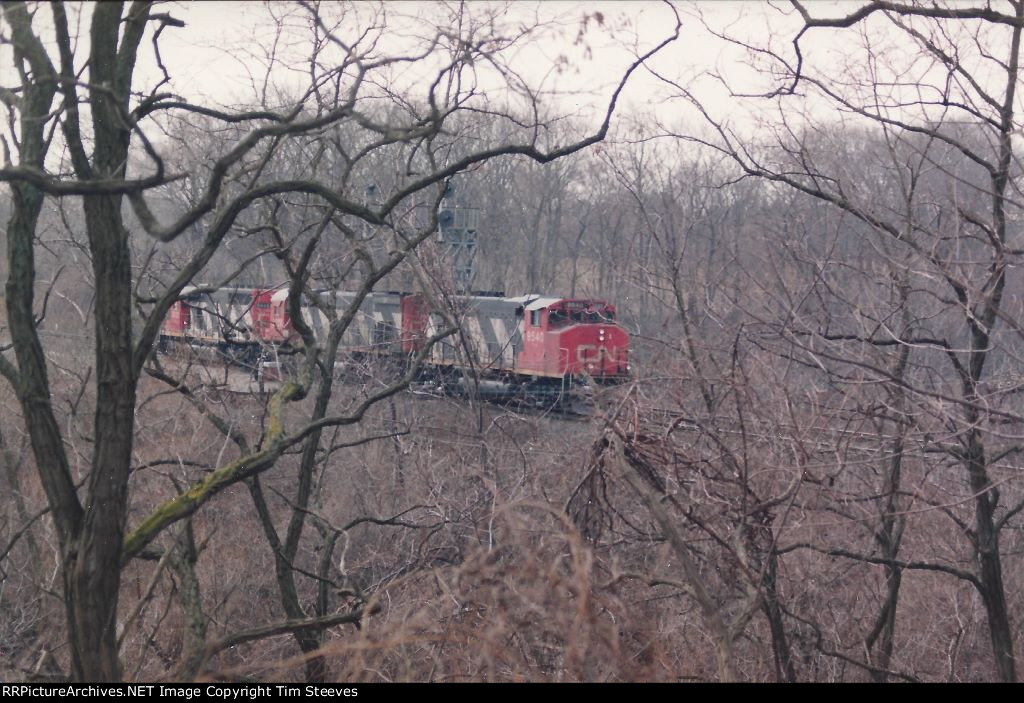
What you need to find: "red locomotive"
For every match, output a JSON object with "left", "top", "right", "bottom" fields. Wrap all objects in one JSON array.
[{"left": 160, "top": 286, "right": 630, "bottom": 401}]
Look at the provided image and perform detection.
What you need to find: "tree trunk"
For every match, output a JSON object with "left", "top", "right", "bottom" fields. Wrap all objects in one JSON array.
[
  {"left": 965, "top": 426, "right": 1016, "bottom": 682},
  {"left": 763, "top": 555, "right": 797, "bottom": 682},
  {"left": 64, "top": 4, "right": 148, "bottom": 679}
]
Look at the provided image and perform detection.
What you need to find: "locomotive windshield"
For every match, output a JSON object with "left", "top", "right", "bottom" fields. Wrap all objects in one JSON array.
[{"left": 547, "top": 300, "right": 615, "bottom": 328}]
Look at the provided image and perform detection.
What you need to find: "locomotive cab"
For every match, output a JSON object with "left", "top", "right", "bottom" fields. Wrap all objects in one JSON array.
[{"left": 517, "top": 297, "right": 629, "bottom": 381}]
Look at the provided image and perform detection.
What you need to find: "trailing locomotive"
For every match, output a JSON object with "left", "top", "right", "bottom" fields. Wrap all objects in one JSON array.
[{"left": 159, "top": 285, "right": 630, "bottom": 403}]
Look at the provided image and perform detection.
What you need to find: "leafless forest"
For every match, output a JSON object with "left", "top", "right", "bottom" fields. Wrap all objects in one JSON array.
[{"left": 1, "top": 0, "right": 1023, "bottom": 683}]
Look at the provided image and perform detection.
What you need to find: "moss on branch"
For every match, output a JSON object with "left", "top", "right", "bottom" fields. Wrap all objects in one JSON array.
[{"left": 121, "top": 381, "right": 301, "bottom": 562}]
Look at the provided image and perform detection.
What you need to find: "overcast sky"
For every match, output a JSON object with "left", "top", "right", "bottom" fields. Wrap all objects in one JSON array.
[
  {"left": 4, "top": 2, "right": 1011, "bottom": 149},
  {"left": 136, "top": 2, "right": 747, "bottom": 122},
  {"left": 130, "top": 1, "right": 884, "bottom": 136}
]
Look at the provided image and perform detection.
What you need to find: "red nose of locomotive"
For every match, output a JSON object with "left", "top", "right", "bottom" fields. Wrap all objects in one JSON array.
[{"left": 558, "top": 322, "right": 629, "bottom": 380}]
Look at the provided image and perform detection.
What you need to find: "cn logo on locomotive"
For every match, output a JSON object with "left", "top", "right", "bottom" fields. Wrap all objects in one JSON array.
[{"left": 576, "top": 344, "right": 622, "bottom": 364}]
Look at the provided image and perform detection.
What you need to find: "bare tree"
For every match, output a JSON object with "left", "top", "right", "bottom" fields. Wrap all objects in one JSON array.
[{"left": 655, "top": 0, "right": 1024, "bottom": 681}]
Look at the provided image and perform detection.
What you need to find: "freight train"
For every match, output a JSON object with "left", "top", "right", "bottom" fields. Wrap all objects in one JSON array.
[{"left": 158, "top": 285, "right": 630, "bottom": 404}]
